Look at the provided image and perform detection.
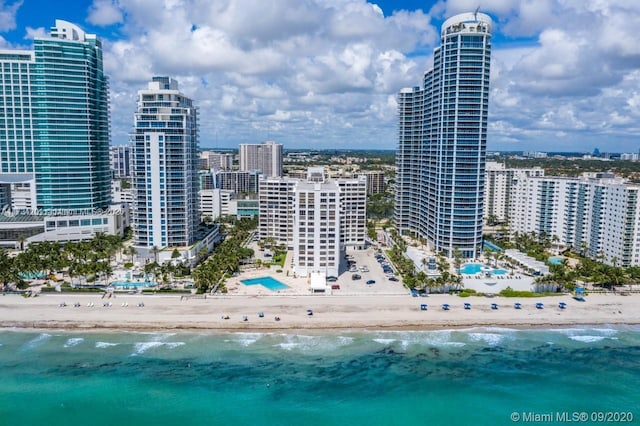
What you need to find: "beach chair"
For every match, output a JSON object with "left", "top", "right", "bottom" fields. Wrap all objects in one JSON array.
[
  {"left": 464, "top": 302, "right": 471, "bottom": 310},
  {"left": 558, "top": 302, "right": 567, "bottom": 309},
  {"left": 420, "top": 304, "right": 427, "bottom": 311},
  {"left": 491, "top": 303, "right": 499, "bottom": 310},
  {"left": 306, "top": 309, "right": 313, "bottom": 316},
  {"left": 514, "top": 302, "right": 522, "bottom": 309},
  {"left": 536, "top": 302, "right": 544, "bottom": 309},
  {"left": 258, "top": 311, "right": 264, "bottom": 318},
  {"left": 411, "top": 289, "right": 419, "bottom": 297},
  {"left": 442, "top": 303, "right": 450, "bottom": 311}
]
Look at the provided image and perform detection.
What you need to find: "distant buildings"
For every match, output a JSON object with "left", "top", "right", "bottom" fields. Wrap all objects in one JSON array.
[
  {"left": 239, "top": 141, "right": 283, "bottom": 177},
  {"left": 215, "top": 170, "right": 261, "bottom": 194},
  {"left": 396, "top": 12, "right": 493, "bottom": 258},
  {"left": 131, "top": 77, "right": 206, "bottom": 261},
  {"left": 523, "top": 151, "right": 548, "bottom": 159},
  {"left": 110, "top": 145, "right": 132, "bottom": 178},
  {"left": 358, "top": 171, "right": 385, "bottom": 195},
  {"left": 200, "top": 151, "right": 234, "bottom": 170},
  {"left": 484, "top": 162, "right": 544, "bottom": 223},
  {"left": 258, "top": 167, "right": 366, "bottom": 277}
]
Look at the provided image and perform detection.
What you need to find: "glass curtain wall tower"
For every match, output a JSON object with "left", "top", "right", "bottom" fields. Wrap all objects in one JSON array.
[
  {"left": 34, "top": 20, "right": 111, "bottom": 211},
  {"left": 0, "top": 20, "right": 111, "bottom": 212},
  {"left": 132, "top": 77, "right": 199, "bottom": 250},
  {"left": 395, "top": 12, "right": 492, "bottom": 258}
]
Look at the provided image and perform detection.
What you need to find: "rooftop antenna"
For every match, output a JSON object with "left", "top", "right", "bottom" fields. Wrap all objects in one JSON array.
[{"left": 474, "top": 6, "right": 480, "bottom": 20}]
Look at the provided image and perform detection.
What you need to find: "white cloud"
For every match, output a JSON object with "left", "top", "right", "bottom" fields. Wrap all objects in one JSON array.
[
  {"left": 24, "top": 26, "right": 47, "bottom": 40},
  {"left": 87, "top": 0, "right": 123, "bottom": 26},
  {"left": 0, "top": 0, "right": 21, "bottom": 32},
  {"left": 70, "top": 0, "right": 640, "bottom": 151}
]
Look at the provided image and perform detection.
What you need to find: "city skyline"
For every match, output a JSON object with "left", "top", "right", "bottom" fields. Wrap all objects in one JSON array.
[{"left": 1, "top": 1, "right": 640, "bottom": 152}]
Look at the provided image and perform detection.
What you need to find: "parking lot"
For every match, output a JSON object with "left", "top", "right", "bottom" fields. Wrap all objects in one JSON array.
[{"left": 329, "top": 245, "right": 407, "bottom": 295}]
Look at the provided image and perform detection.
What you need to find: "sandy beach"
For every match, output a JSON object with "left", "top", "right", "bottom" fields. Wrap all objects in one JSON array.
[{"left": 1, "top": 292, "right": 638, "bottom": 331}]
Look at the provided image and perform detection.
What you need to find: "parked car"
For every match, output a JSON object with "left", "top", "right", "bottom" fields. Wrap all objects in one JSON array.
[
  {"left": 331, "top": 284, "right": 340, "bottom": 290},
  {"left": 388, "top": 276, "right": 399, "bottom": 282},
  {"left": 366, "top": 280, "right": 376, "bottom": 285},
  {"left": 352, "top": 274, "right": 362, "bottom": 280},
  {"left": 327, "top": 276, "right": 338, "bottom": 282}
]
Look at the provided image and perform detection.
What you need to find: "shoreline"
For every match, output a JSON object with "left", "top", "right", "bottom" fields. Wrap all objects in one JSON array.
[{"left": 2, "top": 292, "right": 639, "bottom": 333}]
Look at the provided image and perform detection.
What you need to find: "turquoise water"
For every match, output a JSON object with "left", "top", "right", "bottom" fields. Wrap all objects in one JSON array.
[
  {"left": 1, "top": 327, "right": 639, "bottom": 425},
  {"left": 459, "top": 263, "right": 508, "bottom": 275},
  {"left": 549, "top": 257, "right": 564, "bottom": 265},
  {"left": 110, "top": 281, "right": 156, "bottom": 288},
  {"left": 19, "top": 271, "right": 46, "bottom": 280},
  {"left": 241, "top": 276, "right": 290, "bottom": 291}
]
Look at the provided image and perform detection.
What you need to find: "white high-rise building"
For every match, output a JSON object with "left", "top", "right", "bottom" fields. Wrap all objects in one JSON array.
[
  {"left": 293, "top": 179, "right": 341, "bottom": 277},
  {"left": 511, "top": 173, "right": 640, "bottom": 267},
  {"left": 258, "top": 177, "right": 297, "bottom": 246},
  {"left": 240, "top": 141, "right": 283, "bottom": 177},
  {"left": 484, "top": 162, "right": 544, "bottom": 223},
  {"left": 259, "top": 167, "right": 366, "bottom": 276},
  {"left": 132, "top": 77, "right": 200, "bottom": 252}
]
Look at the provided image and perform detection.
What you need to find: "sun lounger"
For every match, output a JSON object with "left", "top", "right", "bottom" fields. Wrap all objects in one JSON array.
[
  {"left": 442, "top": 303, "right": 450, "bottom": 311},
  {"left": 491, "top": 303, "right": 498, "bottom": 310},
  {"left": 536, "top": 302, "right": 544, "bottom": 309},
  {"left": 420, "top": 304, "right": 427, "bottom": 311},
  {"left": 464, "top": 303, "right": 471, "bottom": 310},
  {"left": 514, "top": 302, "right": 522, "bottom": 309}
]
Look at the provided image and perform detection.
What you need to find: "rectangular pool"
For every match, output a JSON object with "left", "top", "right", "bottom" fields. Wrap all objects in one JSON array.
[{"left": 241, "top": 276, "right": 290, "bottom": 291}]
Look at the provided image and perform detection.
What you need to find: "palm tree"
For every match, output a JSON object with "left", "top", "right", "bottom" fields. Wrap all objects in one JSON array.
[
  {"left": 127, "top": 246, "right": 137, "bottom": 263},
  {"left": 0, "top": 250, "right": 19, "bottom": 290},
  {"left": 17, "top": 235, "right": 26, "bottom": 252},
  {"left": 151, "top": 246, "right": 160, "bottom": 264}
]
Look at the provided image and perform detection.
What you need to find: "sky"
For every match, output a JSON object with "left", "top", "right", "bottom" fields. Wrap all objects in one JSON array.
[{"left": 1, "top": 0, "right": 640, "bottom": 153}]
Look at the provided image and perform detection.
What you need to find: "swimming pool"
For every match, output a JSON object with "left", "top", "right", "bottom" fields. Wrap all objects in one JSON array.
[
  {"left": 110, "top": 281, "right": 156, "bottom": 289},
  {"left": 458, "top": 263, "right": 508, "bottom": 275},
  {"left": 548, "top": 257, "right": 564, "bottom": 265},
  {"left": 241, "top": 276, "right": 290, "bottom": 291}
]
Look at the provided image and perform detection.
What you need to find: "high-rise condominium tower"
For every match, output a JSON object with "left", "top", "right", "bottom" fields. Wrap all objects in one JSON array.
[
  {"left": 132, "top": 77, "right": 199, "bottom": 250},
  {"left": 239, "top": 141, "right": 283, "bottom": 177},
  {"left": 395, "top": 12, "right": 492, "bottom": 258},
  {"left": 0, "top": 20, "right": 111, "bottom": 212}
]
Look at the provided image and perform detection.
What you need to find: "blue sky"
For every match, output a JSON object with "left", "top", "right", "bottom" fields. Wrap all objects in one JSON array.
[{"left": 2, "top": 0, "right": 640, "bottom": 153}]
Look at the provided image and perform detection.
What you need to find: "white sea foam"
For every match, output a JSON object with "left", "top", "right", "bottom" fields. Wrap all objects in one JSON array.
[
  {"left": 22, "top": 333, "right": 52, "bottom": 351},
  {"left": 95, "top": 342, "right": 119, "bottom": 349},
  {"left": 230, "top": 333, "right": 264, "bottom": 347},
  {"left": 275, "top": 334, "right": 354, "bottom": 353},
  {"left": 63, "top": 337, "right": 84, "bottom": 348},
  {"left": 132, "top": 341, "right": 185, "bottom": 355},
  {"left": 467, "top": 333, "right": 504, "bottom": 346},
  {"left": 569, "top": 335, "right": 607, "bottom": 343},
  {"left": 373, "top": 338, "right": 396, "bottom": 345}
]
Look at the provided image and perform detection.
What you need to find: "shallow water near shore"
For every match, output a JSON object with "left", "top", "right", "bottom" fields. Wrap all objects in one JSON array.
[{"left": 1, "top": 326, "right": 639, "bottom": 425}]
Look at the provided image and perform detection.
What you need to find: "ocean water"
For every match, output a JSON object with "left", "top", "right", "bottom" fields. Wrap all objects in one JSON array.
[{"left": 1, "top": 327, "right": 639, "bottom": 426}]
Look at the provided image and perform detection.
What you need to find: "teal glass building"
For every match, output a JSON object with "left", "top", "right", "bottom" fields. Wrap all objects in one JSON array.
[
  {"left": 395, "top": 12, "right": 492, "bottom": 258},
  {"left": 0, "top": 20, "right": 111, "bottom": 213}
]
